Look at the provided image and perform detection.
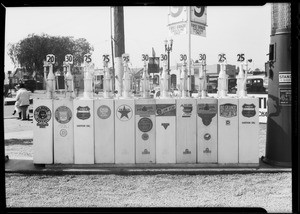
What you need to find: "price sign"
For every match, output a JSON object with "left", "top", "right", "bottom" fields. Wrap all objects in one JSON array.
[
  {"left": 160, "top": 54, "right": 167, "bottom": 61},
  {"left": 180, "top": 54, "right": 187, "bottom": 61},
  {"left": 142, "top": 54, "right": 149, "bottom": 61},
  {"left": 199, "top": 54, "right": 206, "bottom": 61},
  {"left": 102, "top": 54, "right": 110, "bottom": 63},
  {"left": 237, "top": 53, "right": 245, "bottom": 62},
  {"left": 122, "top": 54, "right": 130, "bottom": 63},
  {"left": 218, "top": 53, "right": 226, "bottom": 63},
  {"left": 65, "top": 54, "right": 73, "bottom": 64},
  {"left": 46, "top": 54, "right": 55, "bottom": 64},
  {"left": 84, "top": 54, "right": 92, "bottom": 63}
]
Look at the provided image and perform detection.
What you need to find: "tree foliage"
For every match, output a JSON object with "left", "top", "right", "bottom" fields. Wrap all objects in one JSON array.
[{"left": 7, "top": 33, "right": 94, "bottom": 77}]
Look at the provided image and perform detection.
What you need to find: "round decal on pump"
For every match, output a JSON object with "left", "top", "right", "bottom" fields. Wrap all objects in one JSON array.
[
  {"left": 138, "top": 117, "right": 153, "bottom": 132},
  {"left": 204, "top": 133, "right": 211, "bottom": 141},
  {"left": 60, "top": 129, "right": 68, "bottom": 137},
  {"left": 34, "top": 106, "right": 52, "bottom": 128},
  {"left": 116, "top": 105, "right": 132, "bottom": 121},
  {"left": 142, "top": 133, "right": 149, "bottom": 141},
  {"left": 55, "top": 106, "right": 72, "bottom": 124},
  {"left": 97, "top": 105, "right": 111, "bottom": 119}
]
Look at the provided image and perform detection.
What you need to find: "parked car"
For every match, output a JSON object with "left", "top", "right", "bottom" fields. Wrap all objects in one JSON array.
[
  {"left": 246, "top": 77, "right": 267, "bottom": 93},
  {"left": 23, "top": 79, "right": 36, "bottom": 93}
]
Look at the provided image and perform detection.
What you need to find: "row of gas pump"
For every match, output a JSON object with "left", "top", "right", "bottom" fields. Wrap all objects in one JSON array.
[{"left": 33, "top": 53, "right": 259, "bottom": 165}]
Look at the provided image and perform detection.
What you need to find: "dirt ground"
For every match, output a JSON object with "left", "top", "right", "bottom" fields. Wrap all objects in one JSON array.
[{"left": 4, "top": 123, "right": 292, "bottom": 212}]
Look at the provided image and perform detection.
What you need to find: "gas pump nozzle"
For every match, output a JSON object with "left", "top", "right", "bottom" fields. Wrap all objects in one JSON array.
[{"left": 141, "top": 59, "right": 150, "bottom": 98}]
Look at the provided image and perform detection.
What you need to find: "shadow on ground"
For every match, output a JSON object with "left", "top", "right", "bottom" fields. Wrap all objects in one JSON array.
[{"left": 5, "top": 139, "right": 33, "bottom": 146}]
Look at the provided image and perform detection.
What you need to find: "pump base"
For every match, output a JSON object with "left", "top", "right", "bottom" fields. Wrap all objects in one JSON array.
[{"left": 261, "top": 156, "right": 291, "bottom": 168}]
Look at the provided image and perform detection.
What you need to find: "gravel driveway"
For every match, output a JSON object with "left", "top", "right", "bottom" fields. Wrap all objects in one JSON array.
[{"left": 4, "top": 123, "right": 292, "bottom": 212}]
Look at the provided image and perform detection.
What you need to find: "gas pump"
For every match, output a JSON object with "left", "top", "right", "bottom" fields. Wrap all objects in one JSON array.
[
  {"left": 236, "top": 55, "right": 259, "bottom": 164},
  {"left": 155, "top": 54, "right": 176, "bottom": 163},
  {"left": 196, "top": 54, "right": 218, "bottom": 163},
  {"left": 135, "top": 54, "right": 156, "bottom": 163},
  {"left": 115, "top": 53, "right": 135, "bottom": 163},
  {"left": 176, "top": 54, "right": 196, "bottom": 163},
  {"left": 217, "top": 53, "right": 239, "bottom": 164},
  {"left": 33, "top": 54, "right": 55, "bottom": 164},
  {"left": 73, "top": 54, "right": 95, "bottom": 164},
  {"left": 53, "top": 54, "right": 74, "bottom": 164},
  {"left": 94, "top": 54, "right": 115, "bottom": 163}
]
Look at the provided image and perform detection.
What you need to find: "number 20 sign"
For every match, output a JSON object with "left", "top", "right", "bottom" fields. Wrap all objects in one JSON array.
[{"left": 46, "top": 54, "right": 55, "bottom": 64}]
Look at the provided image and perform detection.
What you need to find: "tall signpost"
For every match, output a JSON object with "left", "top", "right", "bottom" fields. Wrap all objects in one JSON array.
[
  {"left": 114, "top": 6, "right": 125, "bottom": 97},
  {"left": 263, "top": 3, "right": 291, "bottom": 167},
  {"left": 168, "top": 6, "right": 207, "bottom": 93}
]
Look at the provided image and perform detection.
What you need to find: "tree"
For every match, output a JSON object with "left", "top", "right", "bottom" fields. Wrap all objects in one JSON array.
[{"left": 7, "top": 33, "right": 94, "bottom": 78}]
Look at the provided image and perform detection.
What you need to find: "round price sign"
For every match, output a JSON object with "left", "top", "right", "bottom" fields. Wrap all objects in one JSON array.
[
  {"left": 84, "top": 54, "right": 92, "bottom": 63},
  {"left": 103, "top": 54, "right": 110, "bottom": 63},
  {"left": 46, "top": 54, "right": 55, "bottom": 64},
  {"left": 65, "top": 54, "right": 73, "bottom": 64}
]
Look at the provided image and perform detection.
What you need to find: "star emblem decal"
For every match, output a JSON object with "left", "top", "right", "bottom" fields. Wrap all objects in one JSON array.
[{"left": 117, "top": 105, "right": 132, "bottom": 121}]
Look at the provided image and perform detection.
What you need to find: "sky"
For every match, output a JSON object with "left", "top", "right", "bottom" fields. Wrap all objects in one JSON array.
[{"left": 4, "top": 5, "right": 271, "bottom": 73}]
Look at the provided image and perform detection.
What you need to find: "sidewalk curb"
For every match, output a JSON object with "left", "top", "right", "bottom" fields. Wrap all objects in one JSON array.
[{"left": 5, "top": 159, "right": 291, "bottom": 175}]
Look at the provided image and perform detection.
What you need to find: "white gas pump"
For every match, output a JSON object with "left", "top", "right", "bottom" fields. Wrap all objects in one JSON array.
[
  {"left": 53, "top": 54, "right": 75, "bottom": 164},
  {"left": 237, "top": 56, "right": 259, "bottom": 164},
  {"left": 73, "top": 53, "right": 94, "bottom": 164},
  {"left": 196, "top": 54, "right": 218, "bottom": 163},
  {"left": 217, "top": 53, "right": 239, "bottom": 164},
  {"left": 94, "top": 54, "right": 115, "bottom": 163},
  {"left": 155, "top": 54, "right": 176, "bottom": 163},
  {"left": 176, "top": 54, "right": 196, "bottom": 163},
  {"left": 135, "top": 54, "right": 156, "bottom": 163},
  {"left": 115, "top": 53, "right": 135, "bottom": 164},
  {"left": 33, "top": 54, "right": 55, "bottom": 164}
]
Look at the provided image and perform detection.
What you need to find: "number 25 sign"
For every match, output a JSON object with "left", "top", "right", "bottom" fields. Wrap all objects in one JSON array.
[{"left": 84, "top": 54, "right": 92, "bottom": 63}]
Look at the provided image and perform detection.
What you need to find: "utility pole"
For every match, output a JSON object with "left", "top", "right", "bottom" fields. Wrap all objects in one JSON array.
[{"left": 113, "top": 6, "right": 125, "bottom": 96}]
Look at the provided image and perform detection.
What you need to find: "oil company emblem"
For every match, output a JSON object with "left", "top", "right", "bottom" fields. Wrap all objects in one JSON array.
[
  {"left": 138, "top": 118, "right": 153, "bottom": 132},
  {"left": 34, "top": 105, "right": 52, "bottom": 128},
  {"left": 181, "top": 104, "right": 193, "bottom": 117},
  {"left": 197, "top": 103, "right": 217, "bottom": 126},
  {"left": 55, "top": 106, "right": 72, "bottom": 124},
  {"left": 161, "top": 123, "right": 170, "bottom": 130},
  {"left": 183, "top": 149, "right": 191, "bottom": 154},
  {"left": 97, "top": 105, "right": 111, "bottom": 119},
  {"left": 156, "top": 104, "right": 176, "bottom": 116},
  {"left": 60, "top": 129, "right": 68, "bottom": 137},
  {"left": 220, "top": 103, "right": 237, "bottom": 118},
  {"left": 116, "top": 105, "right": 132, "bottom": 121},
  {"left": 242, "top": 103, "right": 256, "bottom": 118},
  {"left": 203, "top": 148, "right": 212, "bottom": 153},
  {"left": 142, "top": 149, "right": 150, "bottom": 154},
  {"left": 142, "top": 133, "right": 149, "bottom": 141},
  {"left": 204, "top": 133, "right": 211, "bottom": 141},
  {"left": 76, "top": 106, "right": 90, "bottom": 120},
  {"left": 136, "top": 104, "right": 155, "bottom": 116}
]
